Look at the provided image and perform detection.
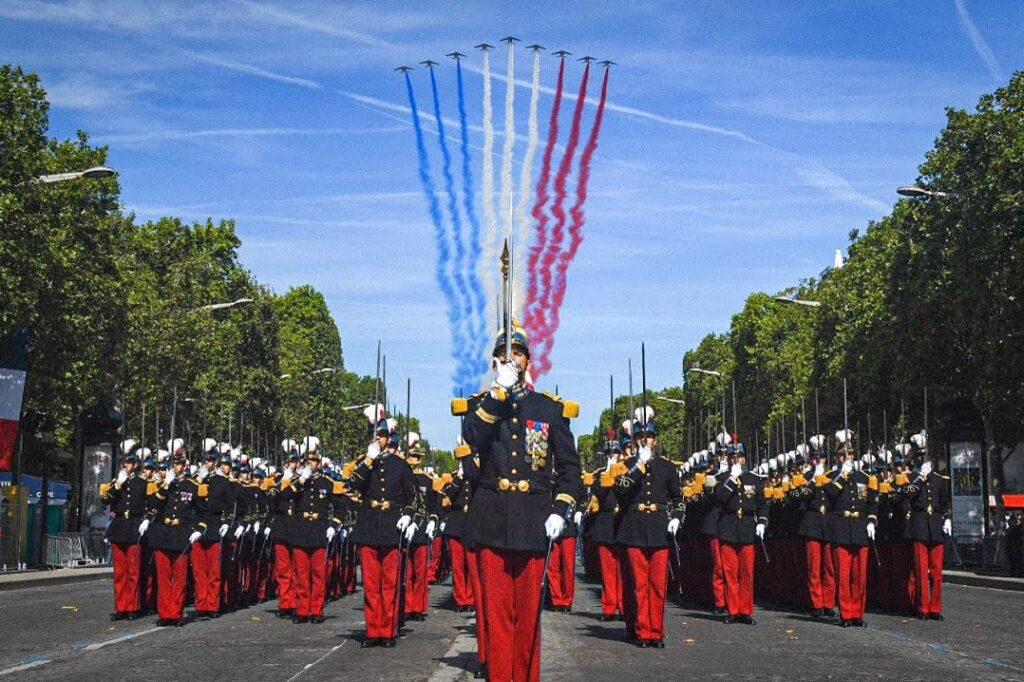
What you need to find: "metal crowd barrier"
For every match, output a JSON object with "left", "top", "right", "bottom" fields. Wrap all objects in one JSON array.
[{"left": 43, "top": 532, "right": 111, "bottom": 568}]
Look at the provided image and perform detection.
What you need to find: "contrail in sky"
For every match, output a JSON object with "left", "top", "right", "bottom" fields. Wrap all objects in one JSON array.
[
  {"left": 480, "top": 49, "right": 498, "bottom": 345},
  {"left": 515, "top": 47, "right": 542, "bottom": 315},
  {"left": 499, "top": 41, "right": 516, "bottom": 314}
]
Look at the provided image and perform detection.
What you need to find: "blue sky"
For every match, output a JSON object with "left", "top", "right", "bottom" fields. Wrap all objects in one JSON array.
[{"left": 2, "top": 1, "right": 1021, "bottom": 451}]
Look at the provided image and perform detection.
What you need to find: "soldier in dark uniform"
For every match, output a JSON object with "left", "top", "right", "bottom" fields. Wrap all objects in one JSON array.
[
  {"left": 147, "top": 452, "right": 203, "bottom": 626},
  {"left": 440, "top": 455, "right": 476, "bottom": 612},
  {"left": 614, "top": 412, "right": 684, "bottom": 647},
  {"left": 459, "top": 323, "right": 582, "bottom": 682},
  {"left": 589, "top": 440, "right": 625, "bottom": 621},
  {"left": 902, "top": 433, "right": 951, "bottom": 620},
  {"left": 100, "top": 444, "right": 154, "bottom": 621},
  {"left": 270, "top": 443, "right": 300, "bottom": 617},
  {"left": 404, "top": 444, "right": 436, "bottom": 621},
  {"left": 278, "top": 437, "right": 339, "bottom": 624},
  {"left": 191, "top": 447, "right": 234, "bottom": 618},
  {"left": 702, "top": 447, "right": 729, "bottom": 614},
  {"left": 826, "top": 431, "right": 879, "bottom": 627},
  {"left": 714, "top": 443, "right": 767, "bottom": 625},
  {"left": 797, "top": 447, "right": 836, "bottom": 618},
  {"left": 349, "top": 419, "right": 419, "bottom": 647}
]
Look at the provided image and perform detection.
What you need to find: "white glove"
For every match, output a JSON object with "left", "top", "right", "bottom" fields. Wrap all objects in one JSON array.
[
  {"left": 197, "top": 466, "right": 209, "bottom": 482},
  {"left": 573, "top": 511, "right": 583, "bottom": 526},
  {"left": 338, "top": 528, "right": 348, "bottom": 542},
  {"left": 116, "top": 469, "right": 129, "bottom": 485},
  {"left": 281, "top": 468, "right": 293, "bottom": 485},
  {"left": 404, "top": 522, "right": 418, "bottom": 543},
  {"left": 814, "top": 463, "right": 825, "bottom": 477},
  {"left": 425, "top": 520, "right": 436, "bottom": 539},
  {"left": 841, "top": 460, "right": 854, "bottom": 476},
  {"left": 234, "top": 526, "right": 244, "bottom": 539},
  {"left": 298, "top": 466, "right": 311, "bottom": 483},
  {"left": 137, "top": 519, "right": 150, "bottom": 536},
  {"left": 253, "top": 521, "right": 260, "bottom": 535},
  {"left": 667, "top": 518, "right": 681, "bottom": 535},
  {"left": 544, "top": 513, "right": 566, "bottom": 539},
  {"left": 943, "top": 518, "right": 952, "bottom": 536},
  {"left": 495, "top": 360, "right": 520, "bottom": 389},
  {"left": 103, "top": 537, "right": 110, "bottom": 545},
  {"left": 188, "top": 531, "right": 202, "bottom": 544},
  {"left": 263, "top": 526, "right": 271, "bottom": 538},
  {"left": 164, "top": 469, "right": 176, "bottom": 485},
  {"left": 396, "top": 515, "right": 412, "bottom": 532},
  {"left": 457, "top": 462, "right": 464, "bottom": 477},
  {"left": 365, "top": 443, "right": 381, "bottom": 461},
  {"left": 219, "top": 523, "right": 229, "bottom": 538},
  {"left": 439, "top": 522, "right": 446, "bottom": 534},
  {"left": 606, "top": 456, "right": 617, "bottom": 470},
  {"left": 866, "top": 522, "right": 876, "bottom": 540},
  {"left": 755, "top": 523, "right": 766, "bottom": 539},
  {"left": 730, "top": 463, "right": 743, "bottom": 480},
  {"left": 638, "top": 445, "right": 653, "bottom": 463},
  {"left": 718, "top": 460, "right": 729, "bottom": 474},
  {"left": 326, "top": 527, "right": 336, "bottom": 542},
  {"left": 920, "top": 461, "right": 932, "bottom": 477}
]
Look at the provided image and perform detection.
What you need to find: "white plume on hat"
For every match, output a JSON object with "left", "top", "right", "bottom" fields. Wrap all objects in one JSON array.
[
  {"left": 895, "top": 443, "right": 913, "bottom": 457},
  {"left": 407, "top": 431, "right": 420, "bottom": 447},
  {"left": 786, "top": 451, "right": 796, "bottom": 464},
  {"left": 121, "top": 439, "right": 137, "bottom": 455},
  {"left": 835, "top": 429, "right": 853, "bottom": 445},
  {"left": 634, "top": 406, "right": 655, "bottom": 423},
  {"left": 363, "top": 403, "right": 386, "bottom": 424},
  {"left": 231, "top": 446, "right": 242, "bottom": 461},
  {"left": 910, "top": 431, "right": 928, "bottom": 450},
  {"left": 218, "top": 442, "right": 232, "bottom": 455},
  {"left": 167, "top": 437, "right": 184, "bottom": 454},
  {"left": 769, "top": 458, "right": 778, "bottom": 471},
  {"left": 157, "top": 449, "right": 169, "bottom": 461},
  {"left": 202, "top": 437, "right": 218, "bottom": 453},
  {"left": 386, "top": 418, "right": 398, "bottom": 433},
  {"left": 140, "top": 447, "right": 153, "bottom": 458},
  {"left": 716, "top": 431, "right": 732, "bottom": 446},
  {"left": 189, "top": 464, "right": 198, "bottom": 476},
  {"left": 796, "top": 444, "right": 810, "bottom": 457},
  {"left": 880, "top": 449, "right": 893, "bottom": 464},
  {"left": 251, "top": 457, "right": 263, "bottom": 469},
  {"left": 809, "top": 434, "right": 825, "bottom": 449},
  {"left": 322, "top": 456, "right": 332, "bottom": 468},
  {"left": 622, "top": 420, "right": 634, "bottom": 436},
  {"left": 281, "top": 438, "right": 298, "bottom": 454}
]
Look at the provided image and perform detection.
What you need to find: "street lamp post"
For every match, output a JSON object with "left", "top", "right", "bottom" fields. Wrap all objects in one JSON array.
[
  {"left": 896, "top": 185, "right": 955, "bottom": 200},
  {"left": 30, "top": 166, "right": 116, "bottom": 185},
  {"left": 773, "top": 295, "right": 822, "bottom": 308}
]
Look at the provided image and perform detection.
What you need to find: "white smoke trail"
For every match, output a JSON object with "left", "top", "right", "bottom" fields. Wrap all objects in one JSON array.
[
  {"left": 480, "top": 49, "right": 498, "bottom": 341},
  {"left": 514, "top": 48, "right": 541, "bottom": 315},
  {"left": 499, "top": 41, "right": 516, "bottom": 317}
]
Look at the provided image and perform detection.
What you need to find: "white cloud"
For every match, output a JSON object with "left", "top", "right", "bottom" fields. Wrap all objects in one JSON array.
[
  {"left": 182, "top": 51, "right": 322, "bottom": 89},
  {"left": 953, "top": 0, "right": 1003, "bottom": 82},
  {"left": 97, "top": 125, "right": 405, "bottom": 145}
]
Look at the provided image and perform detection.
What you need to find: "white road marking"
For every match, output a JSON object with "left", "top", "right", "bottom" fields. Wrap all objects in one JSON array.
[
  {"left": 285, "top": 639, "right": 348, "bottom": 682},
  {"left": 0, "top": 658, "right": 51, "bottom": 676},
  {"left": 82, "top": 626, "right": 161, "bottom": 651}
]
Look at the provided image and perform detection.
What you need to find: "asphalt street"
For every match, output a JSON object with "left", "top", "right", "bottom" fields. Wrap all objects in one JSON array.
[{"left": 1, "top": 567, "right": 1022, "bottom": 681}]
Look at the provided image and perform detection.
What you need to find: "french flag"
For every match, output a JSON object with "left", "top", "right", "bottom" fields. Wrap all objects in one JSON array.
[{"left": 0, "top": 327, "right": 29, "bottom": 471}]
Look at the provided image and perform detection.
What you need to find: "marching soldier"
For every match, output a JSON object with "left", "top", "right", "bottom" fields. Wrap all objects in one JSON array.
[
  {"left": 440, "top": 455, "right": 475, "bottom": 613},
  {"left": 349, "top": 417, "right": 419, "bottom": 648},
  {"left": 404, "top": 441, "right": 436, "bottom": 622},
  {"left": 903, "top": 432, "right": 952, "bottom": 620},
  {"left": 797, "top": 440, "right": 837, "bottom": 619},
  {"left": 191, "top": 443, "right": 233, "bottom": 618},
  {"left": 101, "top": 442, "right": 154, "bottom": 621},
  {"left": 269, "top": 442, "right": 300, "bottom": 618},
  {"left": 827, "top": 430, "right": 879, "bottom": 627},
  {"left": 702, "top": 444, "right": 729, "bottom": 615},
  {"left": 460, "top": 322, "right": 582, "bottom": 682},
  {"left": 589, "top": 440, "right": 625, "bottom": 622},
  {"left": 278, "top": 437, "right": 339, "bottom": 624},
  {"left": 714, "top": 441, "right": 767, "bottom": 625},
  {"left": 614, "top": 409, "right": 684, "bottom": 647},
  {"left": 147, "top": 449, "right": 203, "bottom": 626}
]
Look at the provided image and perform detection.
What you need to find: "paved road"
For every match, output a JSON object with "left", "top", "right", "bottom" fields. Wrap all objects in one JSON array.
[{"left": 1, "top": 568, "right": 1022, "bottom": 681}]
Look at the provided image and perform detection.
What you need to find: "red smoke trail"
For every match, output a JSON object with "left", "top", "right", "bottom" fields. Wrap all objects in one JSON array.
[
  {"left": 534, "top": 67, "right": 610, "bottom": 377},
  {"left": 532, "top": 64, "right": 590, "bottom": 376},
  {"left": 523, "top": 59, "right": 565, "bottom": 336}
]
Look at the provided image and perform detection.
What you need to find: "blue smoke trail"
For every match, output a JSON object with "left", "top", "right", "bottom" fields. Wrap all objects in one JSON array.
[
  {"left": 456, "top": 59, "right": 489, "bottom": 379},
  {"left": 404, "top": 72, "right": 466, "bottom": 394},
  {"left": 428, "top": 67, "right": 474, "bottom": 388}
]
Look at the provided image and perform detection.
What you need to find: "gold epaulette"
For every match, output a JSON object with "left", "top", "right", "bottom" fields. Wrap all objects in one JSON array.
[
  {"left": 454, "top": 443, "right": 472, "bottom": 459},
  {"left": 610, "top": 462, "right": 628, "bottom": 478},
  {"left": 682, "top": 484, "right": 693, "bottom": 497},
  {"left": 773, "top": 488, "right": 785, "bottom": 500},
  {"left": 868, "top": 475, "right": 879, "bottom": 491},
  {"left": 895, "top": 473, "right": 910, "bottom": 486},
  {"left": 333, "top": 481, "right": 345, "bottom": 495},
  {"left": 99, "top": 482, "right": 112, "bottom": 497},
  {"left": 541, "top": 391, "right": 580, "bottom": 419},
  {"left": 431, "top": 478, "right": 445, "bottom": 493},
  {"left": 582, "top": 472, "right": 595, "bottom": 486},
  {"left": 814, "top": 474, "right": 830, "bottom": 487},
  {"left": 146, "top": 482, "right": 159, "bottom": 495},
  {"left": 442, "top": 497, "right": 451, "bottom": 508},
  {"left": 780, "top": 481, "right": 791, "bottom": 492},
  {"left": 197, "top": 484, "right": 209, "bottom": 498},
  {"left": 694, "top": 472, "right": 706, "bottom": 488},
  {"left": 599, "top": 473, "right": 615, "bottom": 487},
  {"left": 341, "top": 461, "right": 357, "bottom": 479},
  {"left": 764, "top": 486, "right": 775, "bottom": 498},
  {"left": 878, "top": 481, "right": 893, "bottom": 494},
  {"left": 451, "top": 397, "right": 469, "bottom": 416},
  {"left": 260, "top": 478, "right": 276, "bottom": 491},
  {"left": 792, "top": 473, "right": 807, "bottom": 487},
  {"left": 441, "top": 472, "right": 453, "bottom": 484}
]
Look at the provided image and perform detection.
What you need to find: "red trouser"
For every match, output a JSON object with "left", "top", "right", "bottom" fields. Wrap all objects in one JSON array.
[
  {"left": 597, "top": 543, "right": 623, "bottom": 616},
  {"left": 478, "top": 546, "right": 544, "bottom": 682},
  {"left": 719, "top": 542, "right": 755, "bottom": 617},
  {"left": 361, "top": 545, "right": 401, "bottom": 639},
  {"left": 155, "top": 549, "right": 189, "bottom": 620},
  {"left": 913, "top": 541, "right": 944, "bottom": 615},
  {"left": 291, "top": 546, "right": 327, "bottom": 617},
  {"left": 835, "top": 545, "right": 868, "bottom": 620},
  {"left": 111, "top": 542, "right": 142, "bottom": 613},
  {"left": 427, "top": 537, "right": 442, "bottom": 582},
  {"left": 467, "top": 548, "right": 487, "bottom": 664},
  {"left": 709, "top": 537, "right": 726, "bottom": 608},
  {"left": 546, "top": 536, "right": 576, "bottom": 608},
  {"left": 804, "top": 538, "right": 835, "bottom": 609},
  {"left": 624, "top": 546, "right": 668, "bottom": 640},
  {"left": 191, "top": 541, "right": 222, "bottom": 613},
  {"left": 275, "top": 541, "right": 295, "bottom": 610},
  {"left": 405, "top": 544, "right": 429, "bottom": 615},
  {"left": 449, "top": 538, "right": 475, "bottom": 607}
]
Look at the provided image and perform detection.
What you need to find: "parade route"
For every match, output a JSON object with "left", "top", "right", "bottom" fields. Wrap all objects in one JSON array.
[{"left": 2, "top": 566, "right": 1022, "bottom": 681}]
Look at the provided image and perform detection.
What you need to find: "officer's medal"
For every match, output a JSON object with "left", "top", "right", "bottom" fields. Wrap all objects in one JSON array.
[{"left": 525, "top": 420, "right": 549, "bottom": 470}]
